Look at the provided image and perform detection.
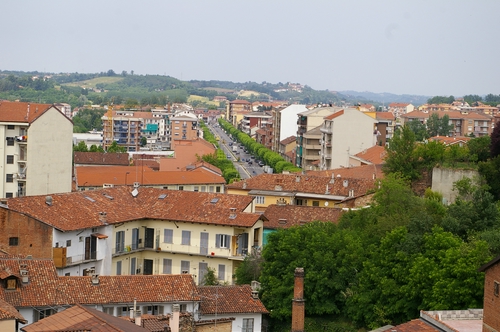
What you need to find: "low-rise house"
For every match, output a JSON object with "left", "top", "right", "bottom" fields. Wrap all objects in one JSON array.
[
  {"left": 75, "top": 166, "right": 226, "bottom": 193},
  {"left": 0, "top": 298, "right": 27, "bottom": 332},
  {"left": 227, "top": 171, "right": 377, "bottom": 213},
  {"left": 0, "top": 256, "right": 199, "bottom": 330},
  {"left": 198, "top": 285, "right": 268, "bottom": 332},
  {"left": 1, "top": 187, "right": 265, "bottom": 285},
  {"left": 262, "top": 204, "right": 344, "bottom": 245},
  {"left": 428, "top": 136, "right": 471, "bottom": 146},
  {"left": 279, "top": 136, "right": 297, "bottom": 163}
]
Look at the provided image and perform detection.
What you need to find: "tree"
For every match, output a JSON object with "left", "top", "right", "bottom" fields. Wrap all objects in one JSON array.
[
  {"left": 427, "top": 96, "right": 455, "bottom": 104},
  {"left": 235, "top": 249, "right": 264, "bottom": 285},
  {"left": 140, "top": 137, "right": 147, "bottom": 147},
  {"left": 490, "top": 120, "right": 500, "bottom": 158},
  {"left": 73, "top": 141, "right": 88, "bottom": 152},
  {"left": 463, "top": 94, "right": 482, "bottom": 105},
  {"left": 382, "top": 125, "right": 420, "bottom": 180},
  {"left": 467, "top": 136, "right": 491, "bottom": 162},
  {"left": 107, "top": 141, "right": 127, "bottom": 153},
  {"left": 426, "top": 113, "right": 453, "bottom": 137},
  {"left": 201, "top": 267, "right": 219, "bottom": 285},
  {"left": 407, "top": 120, "right": 428, "bottom": 141}
]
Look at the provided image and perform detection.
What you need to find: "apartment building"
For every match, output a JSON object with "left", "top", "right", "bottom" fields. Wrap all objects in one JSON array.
[
  {"left": 170, "top": 112, "right": 199, "bottom": 141},
  {"left": 226, "top": 99, "right": 251, "bottom": 127},
  {"left": 319, "top": 108, "right": 378, "bottom": 170},
  {"left": 0, "top": 187, "right": 264, "bottom": 286},
  {"left": 240, "top": 112, "right": 272, "bottom": 136},
  {"left": 0, "top": 101, "right": 73, "bottom": 198},
  {"left": 295, "top": 106, "right": 338, "bottom": 169},
  {"left": 272, "top": 105, "right": 308, "bottom": 152},
  {"left": 102, "top": 110, "right": 144, "bottom": 152}
]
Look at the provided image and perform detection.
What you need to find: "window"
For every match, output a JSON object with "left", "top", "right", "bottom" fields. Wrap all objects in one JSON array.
[
  {"left": 6, "top": 278, "right": 16, "bottom": 290},
  {"left": 6, "top": 155, "right": 14, "bottom": 164},
  {"left": 9, "top": 237, "right": 18, "bottom": 246},
  {"left": 66, "top": 240, "right": 71, "bottom": 247},
  {"left": 7, "top": 125, "right": 14, "bottom": 130},
  {"left": 121, "top": 306, "right": 128, "bottom": 316},
  {"left": 254, "top": 196, "right": 265, "bottom": 204},
  {"left": 64, "top": 272, "right": 70, "bottom": 276},
  {"left": 178, "top": 185, "right": 184, "bottom": 191},
  {"left": 181, "top": 230, "right": 191, "bottom": 245},
  {"left": 216, "top": 186, "right": 221, "bottom": 193},
  {"left": 495, "top": 281, "right": 499, "bottom": 297},
  {"left": 163, "top": 258, "right": 172, "bottom": 274},
  {"left": 312, "top": 201, "right": 320, "bottom": 207},
  {"left": 6, "top": 174, "right": 13, "bottom": 183},
  {"left": 6, "top": 137, "right": 14, "bottom": 146},
  {"left": 103, "top": 307, "right": 114, "bottom": 315},
  {"left": 164, "top": 229, "right": 173, "bottom": 243},
  {"left": 209, "top": 186, "right": 214, "bottom": 192},
  {"left": 116, "top": 261, "right": 122, "bottom": 275},
  {"left": 181, "top": 260, "right": 190, "bottom": 274},
  {"left": 201, "top": 186, "right": 206, "bottom": 192},
  {"left": 242, "top": 318, "right": 254, "bottom": 332},
  {"left": 130, "top": 257, "right": 136, "bottom": 275},
  {"left": 193, "top": 186, "right": 199, "bottom": 192},
  {"left": 216, "top": 234, "right": 230, "bottom": 248},
  {"left": 218, "top": 264, "right": 225, "bottom": 280},
  {"left": 115, "top": 230, "right": 125, "bottom": 253},
  {"left": 34, "top": 309, "right": 55, "bottom": 322},
  {"left": 179, "top": 304, "right": 187, "bottom": 312},
  {"left": 5, "top": 193, "right": 13, "bottom": 198}
]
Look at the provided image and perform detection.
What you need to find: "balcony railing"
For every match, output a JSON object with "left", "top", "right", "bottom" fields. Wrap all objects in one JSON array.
[{"left": 66, "top": 252, "right": 98, "bottom": 266}]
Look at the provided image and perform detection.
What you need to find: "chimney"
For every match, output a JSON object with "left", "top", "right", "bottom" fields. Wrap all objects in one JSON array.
[
  {"left": 291, "top": 267, "right": 305, "bottom": 332},
  {"left": 99, "top": 212, "right": 107, "bottom": 224},
  {"left": 135, "top": 309, "right": 142, "bottom": 326},
  {"left": 91, "top": 274, "right": 99, "bottom": 285},
  {"left": 170, "top": 304, "right": 180, "bottom": 332},
  {"left": 45, "top": 196, "right": 53, "bottom": 206}
]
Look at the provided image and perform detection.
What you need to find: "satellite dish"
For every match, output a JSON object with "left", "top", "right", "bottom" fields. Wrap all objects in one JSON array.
[{"left": 324, "top": 202, "right": 329, "bottom": 206}]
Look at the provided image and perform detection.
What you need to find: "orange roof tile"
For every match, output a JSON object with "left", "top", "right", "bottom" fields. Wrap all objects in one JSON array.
[
  {"left": 306, "top": 164, "right": 384, "bottom": 180},
  {"left": 381, "top": 319, "right": 440, "bottom": 332},
  {"left": 0, "top": 298, "right": 26, "bottom": 323},
  {"left": 324, "top": 109, "right": 344, "bottom": 120},
  {"left": 263, "top": 205, "right": 344, "bottom": 229},
  {"left": 353, "top": 145, "right": 387, "bottom": 164},
  {"left": 75, "top": 166, "right": 225, "bottom": 187},
  {"left": 376, "top": 112, "right": 395, "bottom": 120},
  {"left": 21, "top": 303, "right": 148, "bottom": 331},
  {"left": 198, "top": 285, "right": 268, "bottom": 315},
  {"left": 0, "top": 257, "right": 199, "bottom": 308},
  {"left": 74, "top": 152, "right": 130, "bottom": 166},
  {"left": 5, "top": 187, "right": 259, "bottom": 231},
  {"left": 0, "top": 101, "right": 52, "bottom": 123},
  {"left": 280, "top": 136, "right": 296, "bottom": 145}
]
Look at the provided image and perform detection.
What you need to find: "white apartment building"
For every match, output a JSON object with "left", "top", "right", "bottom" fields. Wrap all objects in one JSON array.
[{"left": 0, "top": 101, "right": 73, "bottom": 198}]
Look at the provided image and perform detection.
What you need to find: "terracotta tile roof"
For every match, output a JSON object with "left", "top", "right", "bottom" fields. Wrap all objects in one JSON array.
[
  {"left": 0, "top": 257, "right": 199, "bottom": 308},
  {"left": 280, "top": 136, "right": 296, "bottom": 145},
  {"left": 75, "top": 166, "right": 226, "bottom": 187},
  {"left": 381, "top": 319, "right": 440, "bottom": 332},
  {"left": 263, "top": 205, "right": 344, "bottom": 229},
  {"left": 324, "top": 109, "right": 344, "bottom": 120},
  {"left": 0, "top": 101, "right": 52, "bottom": 123},
  {"left": 388, "top": 103, "right": 410, "bottom": 107},
  {"left": 5, "top": 187, "right": 259, "bottom": 231},
  {"left": 353, "top": 145, "right": 387, "bottom": 164},
  {"left": 375, "top": 112, "right": 395, "bottom": 120},
  {"left": 139, "top": 314, "right": 170, "bottom": 332},
  {"left": 305, "top": 164, "right": 384, "bottom": 180},
  {"left": 182, "top": 161, "right": 222, "bottom": 176},
  {"left": 429, "top": 136, "right": 471, "bottom": 145},
  {"left": 21, "top": 303, "right": 149, "bottom": 332},
  {"left": 227, "top": 172, "right": 376, "bottom": 198},
  {"left": 74, "top": 152, "right": 130, "bottom": 166},
  {"left": 0, "top": 298, "right": 26, "bottom": 323},
  {"left": 197, "top": 285, "right": 268, "bottom": 315},
  {"left": 160, "top": 140, "right": 216, "bottom": 171}
]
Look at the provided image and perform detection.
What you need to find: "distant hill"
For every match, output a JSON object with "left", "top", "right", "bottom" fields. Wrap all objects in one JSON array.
[{"left": 338, "top": 90, "right": 429, "bottom": 106}]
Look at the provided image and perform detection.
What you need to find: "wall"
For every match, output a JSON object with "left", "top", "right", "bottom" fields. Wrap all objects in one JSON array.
[
  {"left": 27, "top": 107, "right": 73, "bottom": 195},
  {"left": 0, "top": 208, "right": 53, "bottom": 258},
  {"left": 202, "top": 313, "right": 263, "bottom": 332},
  {"left": 483, "top": 263, "right": 500, "bottom": 332},
  {"left": 0, "top": 319, "right": 16, "bottom": 332},
  {"left": 196, "top": 321, "right": 232, "bottom": 332},
  {"left": 431, "top": 168, "right": 479, "bottom": 205}
]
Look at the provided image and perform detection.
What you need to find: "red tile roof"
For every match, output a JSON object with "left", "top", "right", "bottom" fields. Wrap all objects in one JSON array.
[
  {"left": 21, "top": 303, "right": 149, "bottom": 331},
  {"left": 74, "top": 152, "right": 130, "bottom": 166},
  {"left": 5, "top": 187, "right": 259, "bottom": 231},
  {"left": 429, "top": 136, "right": 471, "bottom": 145},
  {"left": 0, "top": 298, "right": 26, "bottom": 323},
  {"left": 0, "top": 257, "right": 199, "bottom": 308},
  {"left": 227, "top": 172, "right": 376, "bottom": 198},
  {"left": 0, "top": 101, "right": 52, "bottom": 123},
  {"left": 376, "top": 112, "right": 395, "bottom": 120},
  {"left": 353, "top": 145, "right": 387, "bottom": 164},
  {"left": 263, "top": 205, "right": 344, "bottom": 229},
  {"left": 75, "top": 166, "right": 226, "bottom": 187},
  {"left": 324, "top": 109, "right": 344, "bottom": 120},
  {"left": 306, "top": 164, "right": 384, "bottom": 180},
  {"left": 280, "top": 136, "right": 296, "bottom": 145},
  {"left": 198, "top": 285, "right": 268, "bottom": 315},
  {"left": 381, "top": 319, "right": 440, "bottom": 332}
]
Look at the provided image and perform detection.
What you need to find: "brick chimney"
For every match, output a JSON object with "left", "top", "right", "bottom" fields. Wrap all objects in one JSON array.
[
  {"left": 291, "top": 267, "right": 305, "bottom": 332},
  {"left": 170, "top": 304, "right": 180, "bottom": 332}
]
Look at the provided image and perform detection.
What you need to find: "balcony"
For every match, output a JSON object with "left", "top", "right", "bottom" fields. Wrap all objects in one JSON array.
[{"left": 15, "top": 136, "right": 27, "bottom": 144}]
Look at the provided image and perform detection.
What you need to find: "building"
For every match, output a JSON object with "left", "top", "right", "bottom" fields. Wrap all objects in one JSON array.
[
  {"left": 73, "top": 152, "right": 130, "bottom": 166},
  {"left": 198, "top": 285, "right": 268, "bottom": 332},
  {"left": 272, "top": 105, "right": 307, "bottom": 153},
  {"left": 479, "top": 254, "right": 500, "bottom": 332},
  {"left": 226, "top": 100, "right": 251, "bottom": 127},
  {"left": 1, "top": 187, "right": 265, "bottom": 285},
  {"left": 75, "top": 166, "right": 226, "bottom": 193},
  {"left": 279, "top": 136, "right": 297, "bottom": 164},
  {"left": 226, "top": 171, "right": 377, "bottom": 213},
  {"left": 349, "top": 145, "right": 386, "bottom": 166},
  {"left": 319, "top": 108, "right": 378, "bottom": 170},
  {"left": 170, "top": 113, "right": 199, "bottom": 141},
  {"left": 0, "top": 101, "right": 73, "bottom": 198},
  {"left": 0, "top": 255, "right": 200, "bottom": 330},
  {"left": 0, "top": 298, "right": 27, "bottom": 332},
  {"left": 296, "top": 106, "right": 338, "bottom": 169},
  {"left": 53, "top": 103, "right": 72, "bottom": 119},
  {"left": 159, "top": 139, "right": 216, "bottom": 172},
  {"left": 240, "top": 112, "right": 273, "bottom": 136},
  {"left": 102, "top": 110, "right": 144, "bottom": 152}
]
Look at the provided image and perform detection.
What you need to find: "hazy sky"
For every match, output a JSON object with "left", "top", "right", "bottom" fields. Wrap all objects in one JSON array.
[{"left": 1, "top": 1, "right": 499, "bottom": 97}]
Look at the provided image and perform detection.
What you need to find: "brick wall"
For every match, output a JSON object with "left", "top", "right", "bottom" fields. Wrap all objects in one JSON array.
[
  {"left": 0, "top": 208, "right": 53, "bottom": 258},
  {"left": 196, "top": 321, "right": 232, "bottom": 332},
  {"left": 483, "top": 263, "right": 500, "bottom": 332}
]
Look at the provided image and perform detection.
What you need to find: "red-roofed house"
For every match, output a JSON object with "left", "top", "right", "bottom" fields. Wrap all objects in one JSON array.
[{"left": 0, "top": 101, "right": 73, "bottom": 199}]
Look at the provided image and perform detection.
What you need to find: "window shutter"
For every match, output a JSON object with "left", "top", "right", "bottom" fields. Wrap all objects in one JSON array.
[{"left": 215, "top": 234, "right": 221, "bottom": 248}]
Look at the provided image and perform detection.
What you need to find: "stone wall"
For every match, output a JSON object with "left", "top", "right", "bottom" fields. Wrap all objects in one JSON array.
[{"left": 431, "top": 168, "right": 479, "bottom": 204}]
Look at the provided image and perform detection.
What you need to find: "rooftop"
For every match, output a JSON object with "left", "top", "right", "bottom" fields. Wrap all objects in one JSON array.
[{"left": 198, "top": 285, "right": 268, "bottom": 315}]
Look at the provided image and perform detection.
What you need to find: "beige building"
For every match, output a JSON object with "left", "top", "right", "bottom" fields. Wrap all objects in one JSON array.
[{"left": 0, "top": 101, "right": 73, "bottom": 198}]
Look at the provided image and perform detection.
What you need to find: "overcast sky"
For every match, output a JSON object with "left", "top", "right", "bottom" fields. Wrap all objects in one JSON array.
[{"left": 1, "top": 1, "right": 499, "bottom": 97}]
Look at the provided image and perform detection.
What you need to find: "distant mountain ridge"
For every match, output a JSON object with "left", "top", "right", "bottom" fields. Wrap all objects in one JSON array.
[{"left": 338, "top": 90, "right": 430, "bottom": 106}]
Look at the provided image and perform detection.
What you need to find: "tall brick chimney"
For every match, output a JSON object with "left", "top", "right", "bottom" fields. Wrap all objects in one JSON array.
[{"left": 291, "top": 267, "right": 305, "bottom": 332}]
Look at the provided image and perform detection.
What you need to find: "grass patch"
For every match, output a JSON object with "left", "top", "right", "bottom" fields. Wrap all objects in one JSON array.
[{"left": 62, "top": 76, "right": 124, "bottom": 88}]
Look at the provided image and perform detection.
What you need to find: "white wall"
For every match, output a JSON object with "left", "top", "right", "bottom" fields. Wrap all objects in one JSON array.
[
  {"left": 280, "top": 105, "right": 308, "bottom": 141},
  {"left": 27, "top": 107, "right": 73, "bottom": 195},
  {"left": 202, "top": 313, "right": 263, "bottom": 332}
]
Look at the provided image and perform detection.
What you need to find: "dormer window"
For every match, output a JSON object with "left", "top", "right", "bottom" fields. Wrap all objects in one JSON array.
[{"left": 6, "top": 278, "right": 16, "bottom": 290}]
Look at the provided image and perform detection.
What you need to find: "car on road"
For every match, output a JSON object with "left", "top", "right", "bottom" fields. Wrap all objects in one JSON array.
[
  {"left": 247, "top": 161, "right": 253, "bottom": 165},
  {"left": 258, "top": 161, "right": 265, "bottom": 166},
  {"left": 227, "top": 154, "right": 231, "bottom": 159}
]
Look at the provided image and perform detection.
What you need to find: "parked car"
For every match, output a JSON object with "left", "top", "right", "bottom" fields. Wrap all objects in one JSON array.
[
  {"left": 227, "top": 154, "right": 231, "bottom": 159},
  {"left": 258, "top": 161, "right": 265, "bottom": 166},
  {"left": 247, "top": 161, "right": 253, "bottom": 165}
]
